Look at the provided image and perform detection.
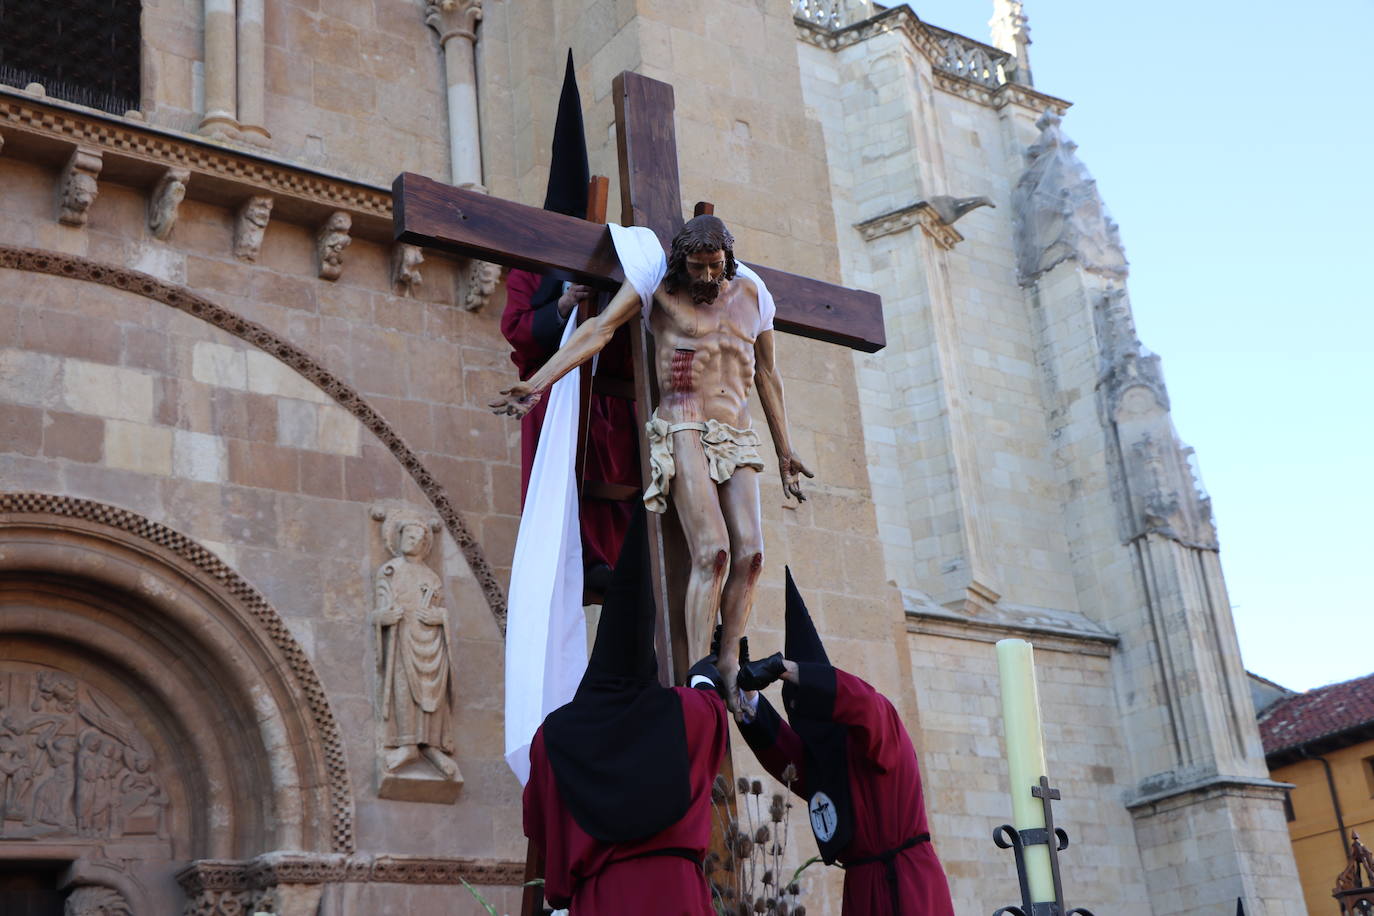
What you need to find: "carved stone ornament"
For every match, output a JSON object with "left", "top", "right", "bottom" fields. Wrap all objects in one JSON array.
[
  {"left": 315, "top": 210, "right": 352, "bottom": 281},
  {"left": 1012, "top": 110, "right": 1128, "bottom": 284},
  {"left": 854, "top": 199, "right": 988, "bottom": 250},
  {"left": 64, "top": 886, "right": 132, "bottom": 916},
  {"left": 149, "top": 167, "right": 191, "bottom": 240},
  {"left": 369, "top": 505, "right": 463, "bottom": 802},
  {"left": 1122, "top": 431, "right": 1217, "bottom": 549},
  {"left": 233, "top": 195, "right": 274, "bottom": 261},
  {"left": 0, "top": 667, "right": 170, "bottom": 841},
  {"left": 462, "top": 257, "right": 501, "bottom": 312},
  {"left": 392, "top": 244, "right": 424, "bottom": 296},
  {"left": 424, "top": 0, "right": 483, "bottom": 46},
  {"left": 57, "top": 147, "right": 103, "bottom": 226},
  {"left": 1094, "top": 287, "right": 1169, "bottom": 412}
]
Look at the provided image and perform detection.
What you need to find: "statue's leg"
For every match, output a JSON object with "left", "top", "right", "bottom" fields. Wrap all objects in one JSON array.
[
  {"left": 668, "top": 429, "right": 731, "bottom": 678},
  {"left": 717, "top": 466, "right": 763, "bottom": 700}
]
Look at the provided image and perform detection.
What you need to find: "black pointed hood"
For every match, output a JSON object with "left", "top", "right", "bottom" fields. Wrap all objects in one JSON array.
[
  {"left": 580, "top": 504, "right": 657, "bottom": 688},
  {"left": 541, "top": 507, "right": 690, "bottom": 844},
  {"left": 531, "top": 50, "right": 592, "bottom": 309},
  {"left": 543, "top": 50, "right": 591, "bottom": 218},
  {"left": 779, "top": 568, "right": 854, "bottom": 863}
]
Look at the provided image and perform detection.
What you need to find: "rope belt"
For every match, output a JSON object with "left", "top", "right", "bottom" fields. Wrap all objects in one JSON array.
[
  {"left": 611, "top": 846, "right": 703, "bottom": 868},
  {"left": 839, "top": 833, "right": 930, "bottom": 914}
]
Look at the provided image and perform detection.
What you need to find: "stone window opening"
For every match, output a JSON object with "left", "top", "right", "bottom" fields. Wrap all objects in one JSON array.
[
  {"left": 0, "top": 0, "right": 142, "bottom": 115},
  {"left": 0, "top": 861, "right": 66, "bottom": 916},
  {"left": 1364, "top": 755, "right": 1374, "bottom": 798}
]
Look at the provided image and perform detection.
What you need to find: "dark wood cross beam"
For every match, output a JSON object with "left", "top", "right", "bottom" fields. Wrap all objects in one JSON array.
[{"left": 393, "top": 115, "right": 884, "bottom": 351}]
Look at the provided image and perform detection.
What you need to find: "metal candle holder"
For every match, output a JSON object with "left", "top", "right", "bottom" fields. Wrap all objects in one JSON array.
[{"left": 992, "top": 776, "right": 1096, "bottom": 916}]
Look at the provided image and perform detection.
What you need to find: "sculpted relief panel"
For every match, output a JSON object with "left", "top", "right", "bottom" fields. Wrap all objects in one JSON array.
[{"left": 0, "top": 666, "right": 170, "bottom": 844}]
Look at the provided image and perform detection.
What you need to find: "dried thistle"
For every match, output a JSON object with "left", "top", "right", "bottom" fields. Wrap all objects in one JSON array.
[
  {"left": 751, "top": 778, "right": 764, "bottom": 795},
  {"left": 780, "top": 763, "right": 797, "bottom": 784},
  {"left": 755, "top": 825, "right": 771, "bottom": 844},
  {"left": 737, "top": 776, "right": 751, "bottom": 795},
  {"left": 735, "top": 836, "right": 754, "bottom": 858},
  {"left": 754, "top": 900, "right": 767, "bottom": 914},
  {"left": 770, "top": 795, "right": 786, "bottom": 823},
  {"left": 762, "top": 869, "right": 774, "bottom": 887},
  {"left": 787, "top": 882, "right": 800, "bottom": 895},
  {"left": 713, "top": 774, "right": 731, "bottom": 803}
]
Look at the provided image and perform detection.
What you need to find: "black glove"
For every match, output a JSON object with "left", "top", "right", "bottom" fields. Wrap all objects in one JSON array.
[
  {"left": 709, "top": 624, "right": 723, "bottom": 659},
  {"left": 736, "top": 652, "right": 787, "bottom": 691},
  {"left": 687, "top": 656, "right": 726, "bottom": 697},
  {"left": 739, "top": 635, "right": 750, "bottom": 667}
]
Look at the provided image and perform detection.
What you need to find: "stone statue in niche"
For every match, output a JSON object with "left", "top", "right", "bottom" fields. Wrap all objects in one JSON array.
[
  {"left": 370, "top": 506, "right": 462, "bottom": 802},
  {"left": 234, "top": 195, "right": 274, "bottom": 261},
  {"left": 316, "top": 210, "right": 352, "bottom": 280},
  {"left": 57, "top": 147, "right": 103, "bottom": 226},
  {"left": 392, "top": 243, "right": 425, "bottom": 296},
  {"left": 64, "top": 885, "right": 132, "bottom": 916},
  {"left": 148, "top": 167, "right": 190, "bottom": 240},
  {"left": 0, "top": 667, "right": 170, "bottom": 840}
]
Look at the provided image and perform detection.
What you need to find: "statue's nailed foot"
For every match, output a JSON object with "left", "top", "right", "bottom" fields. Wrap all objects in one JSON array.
[
  {"left": 384, "top": 744, "right": 421, "bottom": 773},
  {"left": 421, "top": 745, "right": 461, "bottom": 780}
]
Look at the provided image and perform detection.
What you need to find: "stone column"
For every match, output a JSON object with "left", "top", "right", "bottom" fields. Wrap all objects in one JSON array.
[
  {"left": 200, "top": 0, "right": 240, "bottom": 137},
  {"left": 425, "top": 0, "right": 484, "bottom": 186},
  {"left": 236, "top": 0, "right": 270, "bottom": 145}
]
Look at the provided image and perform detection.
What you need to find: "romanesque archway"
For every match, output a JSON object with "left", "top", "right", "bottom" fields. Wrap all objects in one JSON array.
[{"left": 0, "top": 493, "right": 354, "bottom": 912}]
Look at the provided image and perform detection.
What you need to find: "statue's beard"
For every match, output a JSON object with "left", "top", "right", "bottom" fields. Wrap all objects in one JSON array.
[{"left": 689, "top": 276, "right": 726, "bottom": 304}]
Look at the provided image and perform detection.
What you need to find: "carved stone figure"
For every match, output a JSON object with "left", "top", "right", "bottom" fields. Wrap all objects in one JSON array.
[
  {"left": 0, "top": 667, "right": 169, "bottom": 841},
  {"left": 57, "top": 147, "right": 103, "bottom": 226},
  {"left": 234, "top": 196, "right": 274, "bottom": 261},
  {"left": 1012, "top": 110, "right": 1127, "bottom": 284},
  {"left": 316, "top": 211, "right": 352, "bottom": 280},
  {"left": 392, "top": 244, "right": 425, "bottom": 296},
  {"left": 462, "top": 257, "right": 501, "bottom": 312},
  {"left": 64, "top": 886, "right": 132, "bottom": 916},
  {"left": 927, "top": 194, "right": 994, "bottom": 227},
  {"left": 369, "top": 507, "right": 460, "bottom": 795},
  {"left": 148, "top": 167, "right": 190, "bottom": 240}
]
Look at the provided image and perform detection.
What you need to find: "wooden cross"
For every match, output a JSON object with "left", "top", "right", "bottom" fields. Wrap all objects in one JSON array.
[
  {"left": 395, "top": 70, "right": 883, "bottom": 673},
  {"left": 394, "top": 70, "right": 883, "bottom": 913}
]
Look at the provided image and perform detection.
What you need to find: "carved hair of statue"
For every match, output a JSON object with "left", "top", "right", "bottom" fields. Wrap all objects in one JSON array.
[
  {"left": 665, "top": 214, "right": 737, "bottom": 296},
  {"left": 64, "top": 886, "right": 131, "bottom": 916}
]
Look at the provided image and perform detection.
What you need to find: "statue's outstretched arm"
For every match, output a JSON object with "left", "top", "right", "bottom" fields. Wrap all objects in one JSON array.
[
  {"left": 754, "top": 329, "right": 813, "bottom": 502},
  {"left": 490, "top": 279, "right": 642, "bottom": 418}
]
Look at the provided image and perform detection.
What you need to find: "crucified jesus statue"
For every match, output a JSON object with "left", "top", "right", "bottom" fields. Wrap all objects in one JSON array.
[{"left": 490, "top": 215, "right": 812, "bottom": 704}]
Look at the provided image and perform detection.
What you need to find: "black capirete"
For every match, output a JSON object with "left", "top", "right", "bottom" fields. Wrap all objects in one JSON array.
[
  {"left": 543, "top": 50, "right": 591, "bottom": 219},
  {"left": 780, "top": 567, "right": 855, "bottom": 862},
  {"left": 542, "top": 507, "right": 691, "bottom": 844}
]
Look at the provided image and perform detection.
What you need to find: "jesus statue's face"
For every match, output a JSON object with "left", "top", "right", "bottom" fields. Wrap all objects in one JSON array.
[{"left": 685, "top": 249, "right": 728, "bottom": 304}]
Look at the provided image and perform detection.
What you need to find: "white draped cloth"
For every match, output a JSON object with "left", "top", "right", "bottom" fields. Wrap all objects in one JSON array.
[
  {"left": 504, "top": 311, "right": 586, "bottom": 785},
  {"left": 503, "top": 225, "right": 776, "bottom": 785}
]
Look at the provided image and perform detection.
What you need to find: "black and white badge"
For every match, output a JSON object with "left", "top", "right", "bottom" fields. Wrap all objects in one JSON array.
[{"left": 808, "top": 791, "right": 838, "bottom": 842}]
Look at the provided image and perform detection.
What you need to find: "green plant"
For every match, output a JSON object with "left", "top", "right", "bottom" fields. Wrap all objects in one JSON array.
[{"left": 458, "top": 877, "right": 545, "bottom": 916}]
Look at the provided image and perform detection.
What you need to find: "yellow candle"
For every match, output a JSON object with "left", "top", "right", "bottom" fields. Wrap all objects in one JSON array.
[{"left": 996, "top": 638, "right": 1055, "bottom": 903}]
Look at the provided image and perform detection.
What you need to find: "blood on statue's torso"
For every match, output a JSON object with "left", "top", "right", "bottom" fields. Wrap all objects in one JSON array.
[{"left": 648, "top": 276, "right": 762, "bottom": 428}]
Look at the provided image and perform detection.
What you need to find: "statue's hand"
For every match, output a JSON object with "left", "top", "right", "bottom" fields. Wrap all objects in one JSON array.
[
  {"left": 489, "top": 383, "right": 543, "bottom": 418},
  {"left": 780, "top": 451, "right": 815, "bottom": 502},
  {"left": 417, "top": 606, "right": 447, "bottom": 626},
  {"left": 371, "top": 607, "right": 403, "bottom": 627}
]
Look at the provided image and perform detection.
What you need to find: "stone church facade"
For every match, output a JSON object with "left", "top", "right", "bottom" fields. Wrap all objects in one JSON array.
[{"left": 0, "top": 0, "right": 1301, "bottom": 914}]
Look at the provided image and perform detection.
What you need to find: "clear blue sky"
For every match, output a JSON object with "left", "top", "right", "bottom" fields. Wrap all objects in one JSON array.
[{"left": 907, "top": 0, "right": 1373, "bottom": 691}]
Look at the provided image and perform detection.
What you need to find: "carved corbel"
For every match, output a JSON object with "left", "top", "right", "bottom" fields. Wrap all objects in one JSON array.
[
  {"left": 233, "top": 195, "right": 274, "bottom": 261},
  {"left": 316, "top": 211, "right": 352, "bottom": 281},
  {"left": 64, "top": 886, "right": 132, "bottom": 916},
  {"left": 392, "top": 244, "right": 425, "bottom": 296},
  {"left": 462, "top": 258, "right": 501, "bottom": 312},
  {"left": 149, "top": 167, "right": 191, "bottom": 240},
  {"left": 57, "top": 147, "right": 103, "bottom": 226}
]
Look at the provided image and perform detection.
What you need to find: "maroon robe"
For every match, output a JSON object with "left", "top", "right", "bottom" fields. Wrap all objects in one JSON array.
[
  {"left": 524, "top": 687, "right": 728, "bottom": 914},
  {"left": 500, "top": 269, "right": 639, "bottom": 570},
  {"left": 743, "top": 669, "right": 955, "bottom": 916}
]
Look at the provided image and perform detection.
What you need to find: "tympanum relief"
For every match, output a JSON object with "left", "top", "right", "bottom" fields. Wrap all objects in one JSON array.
[
  {"left": 0, "top": 668, "right": 169, "bottom": 841},
  {"left": 370, "top": 506, "right": 463, "bottom": 803}
]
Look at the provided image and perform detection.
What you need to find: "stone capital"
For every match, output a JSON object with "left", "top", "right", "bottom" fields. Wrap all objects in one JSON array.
[{"left": 424, "top": 0, "right": 482, "bottom": 46}]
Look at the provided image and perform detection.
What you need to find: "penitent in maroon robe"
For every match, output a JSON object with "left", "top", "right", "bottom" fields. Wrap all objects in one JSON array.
[
  {"left": 500, "top": 269, "right": 639, "bottom": 570},
  {"left": 742, "top": 668, "right": 955, "bottom": 916},
  {"left": 524, "top": 686, "right": 728, "bottom": 914}
]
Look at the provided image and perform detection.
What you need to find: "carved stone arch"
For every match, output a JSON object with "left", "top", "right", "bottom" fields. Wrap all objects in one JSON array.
[
  {"left": 0, "top": 493, "right": 355, "bottom": 866},
  {"left": 0, "top": 245, "right": 509, "bottom": 630}
]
